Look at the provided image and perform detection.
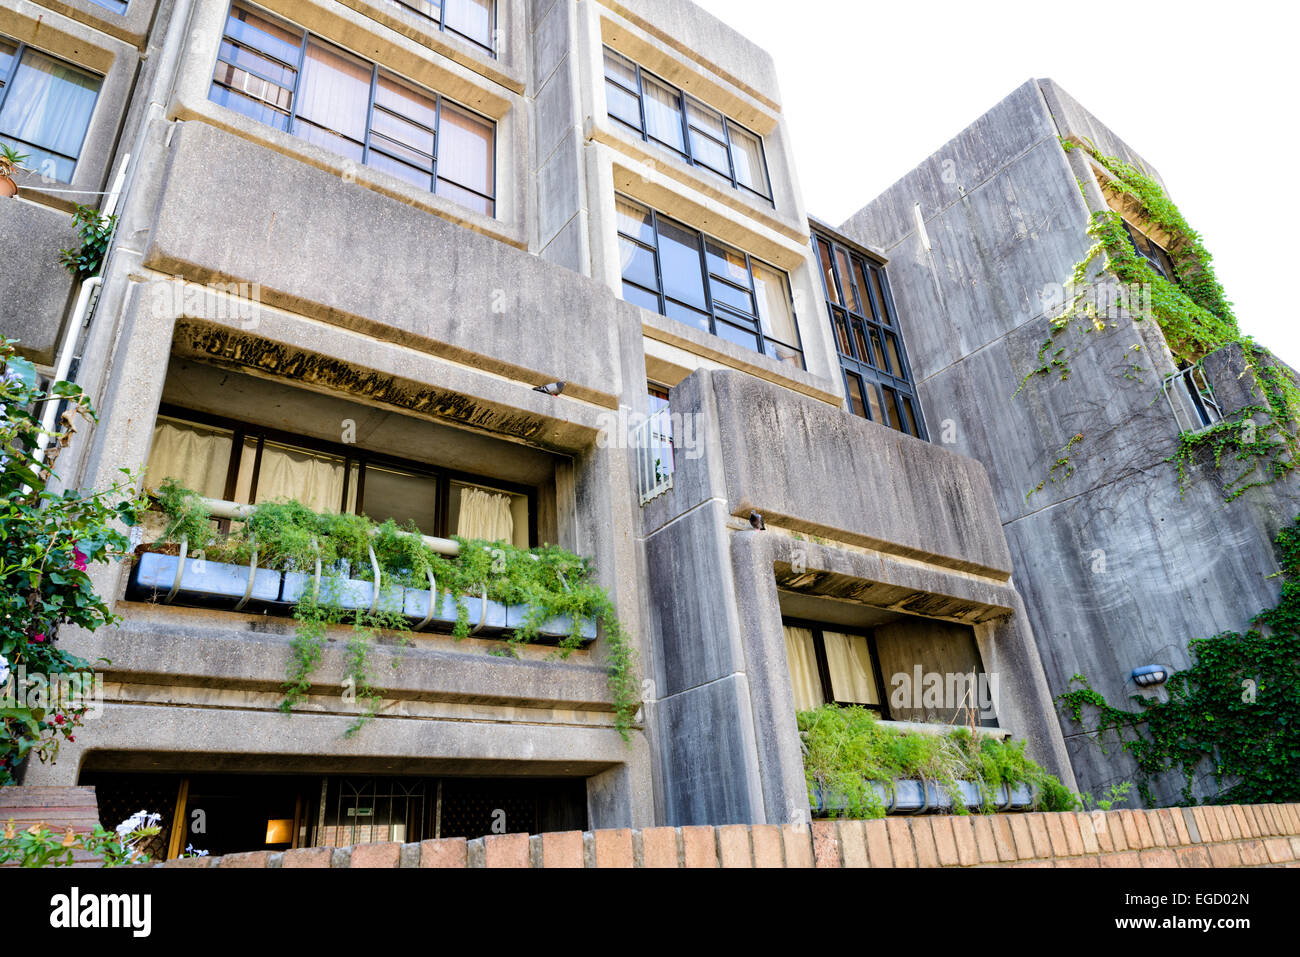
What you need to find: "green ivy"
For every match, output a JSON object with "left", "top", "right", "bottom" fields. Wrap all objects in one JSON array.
[
  {"left": 150, "top": 485, "right": 641, "bottom": 740},
  {"left": 1059, "top": 514, "right": 1300, "bottom": 806},
  {"left": 797, "top": 704, "right": 1077, "bottom": 819},
  {"left": 58, "top": 205, "right": 116, "bottom": 282}
]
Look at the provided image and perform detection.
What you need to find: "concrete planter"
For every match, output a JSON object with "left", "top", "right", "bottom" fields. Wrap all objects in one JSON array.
[
  {"left": 505, "top": 604, "right": 598, "bottom": 641},
  {"left": 401, "top": 588, "right": 507, "bottom": 632},
  {"left": 282, "top": 572, "right": 405, "bottom": 615},
  {"left": 132, "top": 551, "right": 282, "bottom": 604}
]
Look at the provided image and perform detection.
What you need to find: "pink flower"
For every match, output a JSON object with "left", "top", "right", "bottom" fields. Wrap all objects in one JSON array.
[
  {"left": 32, "top": 633, "right": 46, "bottom": 643},
  {"left": 72, "top": 548, "right": 87, "bottom": 572}
]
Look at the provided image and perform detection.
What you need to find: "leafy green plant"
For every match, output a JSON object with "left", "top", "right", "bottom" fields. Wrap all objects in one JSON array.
[
  {"left": 1, "top": 339, "right": 146, "bottom": 785},
  {"left": 0, "top": 812, "right": 161, "bottom": 867},
  {"left": 797, "top": 704, "right": 1075, "bottom": 819},
  {"left": 149, "top": 482, "right": 641, "bottom": 739},
  {"left": 1059, "top": 514, "right": 1300, "bottom": 806},
  {"left": 1078, "top": 781, "right": 1133, "bottom": 812},
  {"left": 58, "top": 204, "right": 117, "bottom": 282},
  {"left": 0, "top": 144, "right": 27, "bottom": 180}
]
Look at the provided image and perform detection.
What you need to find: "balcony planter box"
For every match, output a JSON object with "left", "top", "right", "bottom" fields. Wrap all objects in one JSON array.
[
  {"left": 282, "top": 571, "right": 405, "bottom": 615},
  {"left": 130, "top": 551, "right": 282, "bottom": 606},
  {"left": 811, "top": 779, "right": 1037, "bottom": 816},
  {"left": 505, "top": 604, "right": 598, "bottom": 642},
  {"left": 400, "top": 587, "right": 509, "bottom": 632}
]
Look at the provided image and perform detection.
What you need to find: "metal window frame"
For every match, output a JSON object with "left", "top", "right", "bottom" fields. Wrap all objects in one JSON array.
[
  {"left": 814, "top": 232, "right": 928, "bottom": 440},
  {"left": 85, "top": 0, "right": 130, "bottom": 13},
  {"left": 616, "top": 194, "right": 804, "bottom": 368},
  {"left": 602, "top": 45, "right": 774, "bottom": 205},
  {"left": 391, "top": 0, "right": 498, "bottom": 58},
  {"left": 0, "top": 36, "right": 102, "bottom": 181},
  {"left": 782, "top": 617, "right": 891, "bottom": 717},
  {"left": 156, "top": 403, "right": 539, "bottom": 547},
  {"left": 215, "top": 1, "right": 496, "bottom": 216}
]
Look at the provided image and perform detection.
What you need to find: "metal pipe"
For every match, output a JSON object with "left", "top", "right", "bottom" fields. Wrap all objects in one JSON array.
[{"left": 198, "top": 497, "right": 461, "bottom": 556}]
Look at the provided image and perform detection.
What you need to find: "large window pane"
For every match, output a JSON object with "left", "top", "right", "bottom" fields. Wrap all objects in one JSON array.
[
  {"left": 0, "top": 39, "right": 16, "bottom": 83},
  {"left": 443, "top": 0, "right": 494, "bottom": 48},
  {"left": 361, "top": 465, "right": 438, "bottom": 535},
  {"left": 753, "top": 263, "right": 799, "bottom": 348},
  {"left": 294, "top": 40, "right": 370, "bottom": 159},
  {"left": 0, "top": 49, "right": 100, "bottom": 182},
  {"left": 147, "top": 418, "right": 234, "bottom": 500},
  {"left": 657, "top": 219, "right": 706, "bottom": 309},
  {"left": 619, "top": 237, "right": 657, "bottom": 290},
  {"left": 615, "top": 197, "right": 654, "bottom": 245},
  {"left": 254, "top": 441, "right": 347, "bottom": 515},
  {"left": 642, "top": 75, "right": 684, "bottom": 153},
  {"left": 450, "top": 481, "right": 527, "bottom": 548},
  {"left": 226, "top": 4, "right": 303, "bottom": 68},
  {"left": 727, "top": 124, "right": 769, "bottom": 197},
  {"left": 438, "top": 101, "right": 494, "bottom": 196},
  {"left": 782, "top": 626, "right": 824, "bottom": 712},
  {"left": 824, "top": 631, "right": 880, "bottom": 706}
]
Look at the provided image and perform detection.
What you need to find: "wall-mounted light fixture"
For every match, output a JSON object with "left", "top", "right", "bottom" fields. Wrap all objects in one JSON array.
[{"left": 1131, "top": 665, "right": 1169, "bottom": 688}]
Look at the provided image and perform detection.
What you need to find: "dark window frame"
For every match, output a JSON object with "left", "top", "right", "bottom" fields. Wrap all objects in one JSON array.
[
  {"left": 618, "top": 194, "right": 805, "bottom": 368},
  {"left": 211, "top": 1, "right": 497, "bottom": 216},
  {"left": 155, "top": 402, "right": 539, "bottom": 547},
  {"left": 0, "top": 35, "right": 102, "bottom": 183},
  {"left": 391, "top": 0, "right": 497, "bottom": 58},
  {"left": 1123, "top": 220, "right": 1178, "bottom": 282},
  {"left": 814, "top": 232, "right": 927, "bottom": 440},
  {"left": 783, "top": 617, "right": 891, "bottom": 718},
  {"left": 603, "top": 46, "right": 773, "bottom": 204}
]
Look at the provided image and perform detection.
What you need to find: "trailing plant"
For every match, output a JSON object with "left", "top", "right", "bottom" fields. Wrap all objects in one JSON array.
[
  {"left": 1058, "top": 514, "right": 1300, "bottom": 806},
  {"left": 149, "top": 484, "right": 641, "bottom": 739},
  {"left": 797, "top": 704, "right": 1076, "bottom": 819},
  {"left": 1016, "top": 140, "right": 1298, "bottom": 502},
  {"left": 58, "top": 204, "right": 117, "bottom": 282},
  {"left": 0, "top": 811, "right": 160, "bottom": 867},
  {"left": 1, "top": 339, "right": 146, "bottom": 786}
]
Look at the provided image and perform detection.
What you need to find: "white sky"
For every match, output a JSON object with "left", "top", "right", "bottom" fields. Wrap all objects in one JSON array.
[{"left": 692, "top": 0, "right": 1300, "bottom": 365}]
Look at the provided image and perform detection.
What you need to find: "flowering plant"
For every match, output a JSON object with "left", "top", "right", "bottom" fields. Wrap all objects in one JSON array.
[{"left": 0, "top": 810, "right": 162, "bottom": 867}]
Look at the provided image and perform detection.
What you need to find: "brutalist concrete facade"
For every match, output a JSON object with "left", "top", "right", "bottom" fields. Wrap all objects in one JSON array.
[
  {"left": 840, "top": 79, "right": 1300, "bottom": 805},
  {"left": 4, "top": 0, "right": 1072, "bottom": 839}
]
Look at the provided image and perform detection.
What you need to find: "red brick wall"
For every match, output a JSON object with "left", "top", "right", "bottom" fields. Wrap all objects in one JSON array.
[
  {"left": 151, "top": 804, "right": 1300, "bottom": 868},
  {"left": 1, "top": 786, "right": 103, "bottom": 866}
]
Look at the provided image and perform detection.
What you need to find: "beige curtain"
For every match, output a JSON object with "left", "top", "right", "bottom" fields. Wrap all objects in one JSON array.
[
  {"left": 437, "top": 102, "right": 493, "bottom": 194},
  {"left": 824, "top": 631, "right": 879, "bottom": 706},
  {"left": 782, "top": 625, "right": 823, "bottom": 712},
  {"left": 295, "top": 39, "right": 371, "bottom": 157},
  {"left": 255, "top": 444, "right": 345, "bottom": 514},
  {"left": 146, "top": 420, "right": 232, "bottom": 498},
  {"left": 457, "top": 486, "right": 515, "bottom": 543}
]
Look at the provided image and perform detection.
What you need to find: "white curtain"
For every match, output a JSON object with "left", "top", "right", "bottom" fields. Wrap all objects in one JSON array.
[
  {"left": 457, "top": 486, "right": 514, "bottom": 543},
  {"left": 437, "top": 103, "right": 493, "bottom": 194},
  {"left": 255, "top": 444, "right": 345, "bottom": 514},
  {"left": 444, "top": 0, "right": 494, "bottom": 46},
  {"left": 0, "top": 49, "right": 100, "bottom": 181},
  {"left": 782, "top": 625, "right": 823, "bottom": 712},
  {"left": 824, "top": 631, "right": 879, "bottom": 706},
  {"left": 146, "top": 421, "right": 232, "bottom": 499},
  {"left": 294, "top": 40, "right": 371, "bottom": 158},
  {"left": 642, "top": 77, "right": 684, "bottom": 152}
]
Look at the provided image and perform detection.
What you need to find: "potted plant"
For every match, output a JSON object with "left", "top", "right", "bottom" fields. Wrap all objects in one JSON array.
[{"left": 0, "top": 145, "right": 27, "bottom": 198}]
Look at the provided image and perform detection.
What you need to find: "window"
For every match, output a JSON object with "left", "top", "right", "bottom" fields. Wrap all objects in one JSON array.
[
  {"left": 814, "top": 232, "right": 926, "bottom": 439},
  {"left": 1123, "top": 221, "right": 1177, "bottom": 282},
  {"left": 86, "top": 0, "right": 129, "bottom": 13},
  {"left": 392, "top": 0, "right": 496, "bottom": 56},
  {"left": 782, "top": 621, "right": 887, "bottom": 715},
  {"left": 617, "top": 195, "right": 803, "bottom": 367},
  {"left": 211, "top": 1, "right": 496, "bottom": 216},
  {"left": 145, "top": 407, "right": 534, "bottom": 548},
  {"left": 603, "top": 47, "right": 772, "bottom": 202},
  {"left": 0, "top": 37, "right": 101, "bottom": 183}
]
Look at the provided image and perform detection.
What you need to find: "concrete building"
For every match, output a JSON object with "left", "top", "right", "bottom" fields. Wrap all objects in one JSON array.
[
  {"left": 840, "top": 79, "right": 1300, "bottom": 805},
  {"left": 3, "top": 0, "right": 1072, "bottom": 855}
]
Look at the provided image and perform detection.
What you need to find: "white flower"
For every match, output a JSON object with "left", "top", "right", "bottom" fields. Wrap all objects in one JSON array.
[
  {"left": 115, "top": 809, "right": 161, "bottom": 842},
  {"left": 0, "top": 654, "right": 9, "bottom": 688}
]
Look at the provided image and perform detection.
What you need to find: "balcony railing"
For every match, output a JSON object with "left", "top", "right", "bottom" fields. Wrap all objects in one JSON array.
[
  {"left": 633, "top": 407, "right": 676, "bottom": 506},
  {"left": 1163, "top": 364, "right": 1223, "bottom": 433}
]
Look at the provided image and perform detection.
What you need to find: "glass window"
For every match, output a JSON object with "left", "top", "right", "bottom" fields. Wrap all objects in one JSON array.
[
  {"left": 86, "top": 0, "right": 129, "bottom": 13},
  {"left": 450, "top": 481, "right": 528, "bottom": 548},
  {"left": 616, "top": 195, "right": 803, "bottom": 368},
  {"left": 393, "top": 0, "right": 496, "bottom": 56},
  {"left": 360, "top": 464, "right": 438, "bottom": 534},
  {"left": 0, "top": 44, "right": 101, "bottom": 183},
  {"left": 815, "top": 229, "right": 926, "bottom": 439},
  {"left": 211, "top": 2, "right": 496, "bottom": 216},
  {"left": 603, "top": 46, "right": 772, "bottom": 201},
  {"left": 824, "top": 631, "right": 881, "bottom": 706},
  {"left": 783, "top": 621, "right": 886, "bottom": 715}
]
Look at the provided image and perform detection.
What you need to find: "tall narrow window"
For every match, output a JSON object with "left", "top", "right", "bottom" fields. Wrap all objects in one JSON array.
[
  {"left": 212, "top": 2, "right": 497, "bottom": 216},
  {"left": 782, "top": 621, "right": 887, "bottom": 715},
  {"left": 603, "top": 47, "right": 772, "bottom": 203},
  {"left": 0, "top": 39, "right": 101, "bottom": 183},
  {"left": 617, "top": 195, "right": 804, "bottom": 368},
  {"left": 814, "top": 231, "right": 927, "bottom": 439}
]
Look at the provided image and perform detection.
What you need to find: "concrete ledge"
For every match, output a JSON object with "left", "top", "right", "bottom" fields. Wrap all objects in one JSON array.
[
  {"left": 0, "top": 199, "right": 77, "bottom": 364},
  {"left": 137, "top": 804, "right": 1300, "bottom": 867}
]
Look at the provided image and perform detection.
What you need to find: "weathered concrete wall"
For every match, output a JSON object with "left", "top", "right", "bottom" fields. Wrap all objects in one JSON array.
[
  {"left": 0, "top": 200, "right": 77, "bottom": 364},
  {"left": 840, "top": 78, "right": 1300, "bottom": 805}
]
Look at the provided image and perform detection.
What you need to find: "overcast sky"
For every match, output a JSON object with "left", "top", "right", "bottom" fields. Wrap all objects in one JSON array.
[{"left": 692, "top": 0, "right": 1300, "bottom": 366}]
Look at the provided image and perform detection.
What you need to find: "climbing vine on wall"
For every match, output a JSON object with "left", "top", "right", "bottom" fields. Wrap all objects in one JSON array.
[
  {"left": 1014, "top": 139, "right": 1298, "bottom": 501},
  {"left": 1058, "top": 515, "right": 1300, "bottom": 807}
]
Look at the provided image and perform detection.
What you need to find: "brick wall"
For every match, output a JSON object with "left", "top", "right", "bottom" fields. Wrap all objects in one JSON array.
[
  {"left": 153, "top": 804, "right": 1300, "bottom": 868},
  {"left": 1, "top": 786, "right": 103, "bottom": 866}
]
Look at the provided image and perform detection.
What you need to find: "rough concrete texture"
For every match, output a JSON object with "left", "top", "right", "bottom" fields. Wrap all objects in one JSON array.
[
  {"left": 136, "top": 803, "right": 1300, "bottom": 868},
  {"left": 0, "top": 199, "right": 76, "bottom": 364},
  {"left": 839, "top": 78, "right": 1300, "bottom": 804}
]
